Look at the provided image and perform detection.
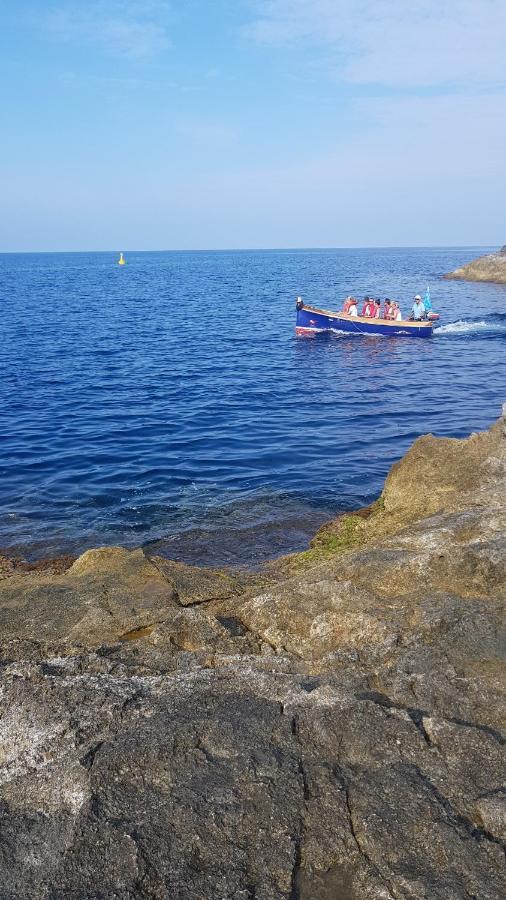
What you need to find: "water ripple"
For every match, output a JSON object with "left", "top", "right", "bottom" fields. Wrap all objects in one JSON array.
[{"left": 1, "top": 248, "right": 504, "bottom": 565}]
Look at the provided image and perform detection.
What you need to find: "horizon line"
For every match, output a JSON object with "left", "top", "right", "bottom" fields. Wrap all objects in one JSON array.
[{"left": 0, "top": 244, "right": 498, "bottom": 256}]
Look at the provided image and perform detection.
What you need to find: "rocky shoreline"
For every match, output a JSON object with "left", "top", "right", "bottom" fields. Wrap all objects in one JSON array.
[
  {"left": 0, "top": 412, "right": 505, "bottom": 899},
  {"left": 444, "top": 245, "right": 506, "bottom": 284}
]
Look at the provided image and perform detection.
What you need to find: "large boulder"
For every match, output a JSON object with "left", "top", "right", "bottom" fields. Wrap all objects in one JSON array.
[{"left": 444, "top": 245, "right": 506, "bottom": 283}]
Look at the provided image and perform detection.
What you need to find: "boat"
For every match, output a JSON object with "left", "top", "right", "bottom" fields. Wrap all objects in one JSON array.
[
  {"left": 295, "top": 298, "right": 434, "bottom": 338},
  {"left": 118, "top": 252, "right": 126, "bottom": 266}
]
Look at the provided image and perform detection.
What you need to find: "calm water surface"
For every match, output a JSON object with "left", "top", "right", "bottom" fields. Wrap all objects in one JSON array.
[{"left": 1, "top": 248, "right": 504, "bottom": 565}]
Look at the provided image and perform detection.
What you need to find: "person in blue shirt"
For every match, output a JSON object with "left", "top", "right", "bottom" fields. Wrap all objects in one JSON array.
[{"left": 411, "top": 295, "right": 427, "bottom": 320}]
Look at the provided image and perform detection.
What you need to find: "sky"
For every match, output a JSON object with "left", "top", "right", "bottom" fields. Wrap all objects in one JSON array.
[{"left": 0, "top": 0, "right": 505, "bottom": 251}]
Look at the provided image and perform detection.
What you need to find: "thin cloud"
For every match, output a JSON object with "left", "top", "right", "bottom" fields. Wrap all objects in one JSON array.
[
  {"left": 245, "top": 0, "right": 506, "bottom": 88},
  {"left": 176, "top": 121, "right": 240, "bottom": 149},
  {"left": 44, "top": 1, "right": 171, "bottom": 60}
]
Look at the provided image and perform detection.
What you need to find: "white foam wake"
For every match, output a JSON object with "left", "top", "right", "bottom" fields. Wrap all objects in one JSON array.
[{"left": 435, "top": 320, "right": 505, "bottom": 334}]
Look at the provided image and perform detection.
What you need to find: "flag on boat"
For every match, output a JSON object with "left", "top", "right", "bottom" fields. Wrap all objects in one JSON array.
[{"left": 423, "top": 285, "right": 432, "bottom": 311}]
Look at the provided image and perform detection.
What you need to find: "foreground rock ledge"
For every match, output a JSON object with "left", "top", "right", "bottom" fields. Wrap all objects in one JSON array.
[
  {"left": 0, "top": 415, "right": 505, "bottom": 899},
  {"left": 444, "top": 244, "right": 506, "bottom": 283}
]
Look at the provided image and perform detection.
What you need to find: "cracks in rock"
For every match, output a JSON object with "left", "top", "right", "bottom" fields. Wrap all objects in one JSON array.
[
  {"left": 291, "top": 715, "right": 310, "bottom": 804},
  {"left": 146, "top": 556, "right": 241, "bottom": 608},
  {"left": 288, "top": 713, "right": 309, "bottom": 900},
  {"left": 89, "top": 794, "right": 101, "bottom": 818},
  {"left": 477, "top": 787, "right": 506, "bottom": 800},
  {"left": 408, "top": 764, "right": 506, "bottom": 853},
  {"left": 118, "top": 623, "right": 156, "bottom": 642},
  {"left": 359, "top": 690, "right": 505, "bottom": 746},
  {"left": 195, "top": 738, "right": 218, "bottom": 766},
  {"left": 285, "top": 708, "right": 395, "bottom": 898},
  {"left": 100, "top": 586, "right": 116, "bottom": 619},
  {"left": 359, "top": 690, "right": 434, "bottom": 746},
  {"left": 344, "top": 784, "right": 365, "bottom": 859},
  {"left": 175, "top": 594, "right": 229, "bottom": 608},
  {"left": 406, "top": 708, "right": 432, "bottom": 747},
  {"left": 288, "top": 835, "right": 303, "bottom": 900},
  {"left": 332, "top": 761, "right": 397, "bottom": 898},
  {"left": 331, "top": 761, "right": 372, "bottom": 868},
  {"left": 449, "top": 717, "right": 504, "bottom": 745},
  {"left": 79, "top": 740, "right": 105, "bottom": 771}
]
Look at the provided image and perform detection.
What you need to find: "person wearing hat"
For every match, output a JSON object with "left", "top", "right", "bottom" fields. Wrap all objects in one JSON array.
[{"left": 411, "top": 295, "right": 426, "bottom": 320}]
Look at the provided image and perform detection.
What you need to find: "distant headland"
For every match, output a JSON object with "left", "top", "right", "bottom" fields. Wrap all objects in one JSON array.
[{"left": 444, "top": 244, "right": 506, "bottom": 284}]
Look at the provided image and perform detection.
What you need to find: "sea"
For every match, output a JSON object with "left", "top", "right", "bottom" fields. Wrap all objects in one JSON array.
[{"left": 1, "top": 247, "right": 504, "bottom": 567}]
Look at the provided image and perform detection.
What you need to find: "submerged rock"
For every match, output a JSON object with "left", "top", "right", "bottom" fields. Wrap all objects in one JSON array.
[
  {"left": 444, "top": 245, "right": 506, "bottom": 283},
  {"left": 0, "top": 412, "right": 504, "bottom": 898}
]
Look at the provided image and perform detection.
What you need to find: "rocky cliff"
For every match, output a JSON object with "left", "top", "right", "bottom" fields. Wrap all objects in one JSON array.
[
  {"left": 444, "top": 245, "right": 506, "bottom": 283},
  {"left": 0, "top": 412, "right": 505, "bottom": 899}
]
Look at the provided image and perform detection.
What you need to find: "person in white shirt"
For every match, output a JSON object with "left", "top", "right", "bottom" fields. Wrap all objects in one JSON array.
[
  {"left": 392, "top": 302, "right": 402, "bottom": 321},
  {"left": 348, "top": 299, "right": 358, "bottom": 316},
  {"left": 411, "top": 296, "right": 426, "bottom": 320}
]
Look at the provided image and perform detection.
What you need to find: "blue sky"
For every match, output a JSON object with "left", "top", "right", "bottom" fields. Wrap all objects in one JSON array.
[{"left": 1, "top": 1, "right": 505, "bottom": 251}]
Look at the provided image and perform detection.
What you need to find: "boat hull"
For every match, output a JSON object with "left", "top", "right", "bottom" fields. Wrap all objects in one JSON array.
[{"left": 296, "top": 304, "right": 433, "bottom": 338}]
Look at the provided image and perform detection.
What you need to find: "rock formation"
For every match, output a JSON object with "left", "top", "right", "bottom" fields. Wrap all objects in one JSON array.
[
  {"left": 0, "top": 412, "right": 505, "bottom": 899},
  {"left": 444, "top": 245, "right": 506, "bottom": 283}
]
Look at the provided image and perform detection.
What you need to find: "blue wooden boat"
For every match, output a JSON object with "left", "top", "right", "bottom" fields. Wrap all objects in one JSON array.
[{"left": 295, "top": 299, "right": 434, "bottom": 338}]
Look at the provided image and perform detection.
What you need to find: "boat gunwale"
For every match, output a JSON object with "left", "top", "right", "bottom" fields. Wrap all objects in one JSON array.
[{"left": 301, "top": 303, "right": 433, "bottom": 330}]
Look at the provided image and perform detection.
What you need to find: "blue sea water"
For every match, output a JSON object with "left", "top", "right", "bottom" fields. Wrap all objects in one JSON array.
[{"left": 1, "top": 248, "right": 504, "bottom": 566}]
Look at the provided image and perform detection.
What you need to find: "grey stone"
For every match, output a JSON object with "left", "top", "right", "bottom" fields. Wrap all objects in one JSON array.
[{"left": 0, "top": 417, "right": 505, "bottom": 898}]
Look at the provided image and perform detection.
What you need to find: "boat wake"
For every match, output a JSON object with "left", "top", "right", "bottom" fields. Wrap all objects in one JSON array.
[{"left": 435, "top": 319, "right": 506, "bottom": 335}]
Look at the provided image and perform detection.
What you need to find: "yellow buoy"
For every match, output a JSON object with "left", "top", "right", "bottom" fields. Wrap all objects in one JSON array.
[{"left": 118, "top": 252, "right": 126, "bottom": 265}]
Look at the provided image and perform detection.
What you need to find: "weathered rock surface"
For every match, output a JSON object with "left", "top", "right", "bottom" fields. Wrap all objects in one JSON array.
[
  {"left": 0, "top": 413, "right": 505, "bottom": 898},
  {"left": 444, "top": 245, "right": 506, "bottom": 283}
]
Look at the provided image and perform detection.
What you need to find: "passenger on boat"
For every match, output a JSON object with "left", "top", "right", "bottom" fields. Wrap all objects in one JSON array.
[
  {"left": 373, "top": 299, "right": 381, "bottom": 318},
  {"left": 410, "top": 296, "right": 427, "bottom": 320},
  {"left": 383, "top": 299, "right": 392, "bottom": 319},
  {"left": 342, "top": 296, "right": 356, "bottom": 313},
  {"left": 348, "top": 298, "right": 358, "bottom": 316},
  {"left": 384, "top": 300, "right": 401, "bottom": 321},
  {"left": 361, "top": 296, "right": 375, "bottom": 317}
]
